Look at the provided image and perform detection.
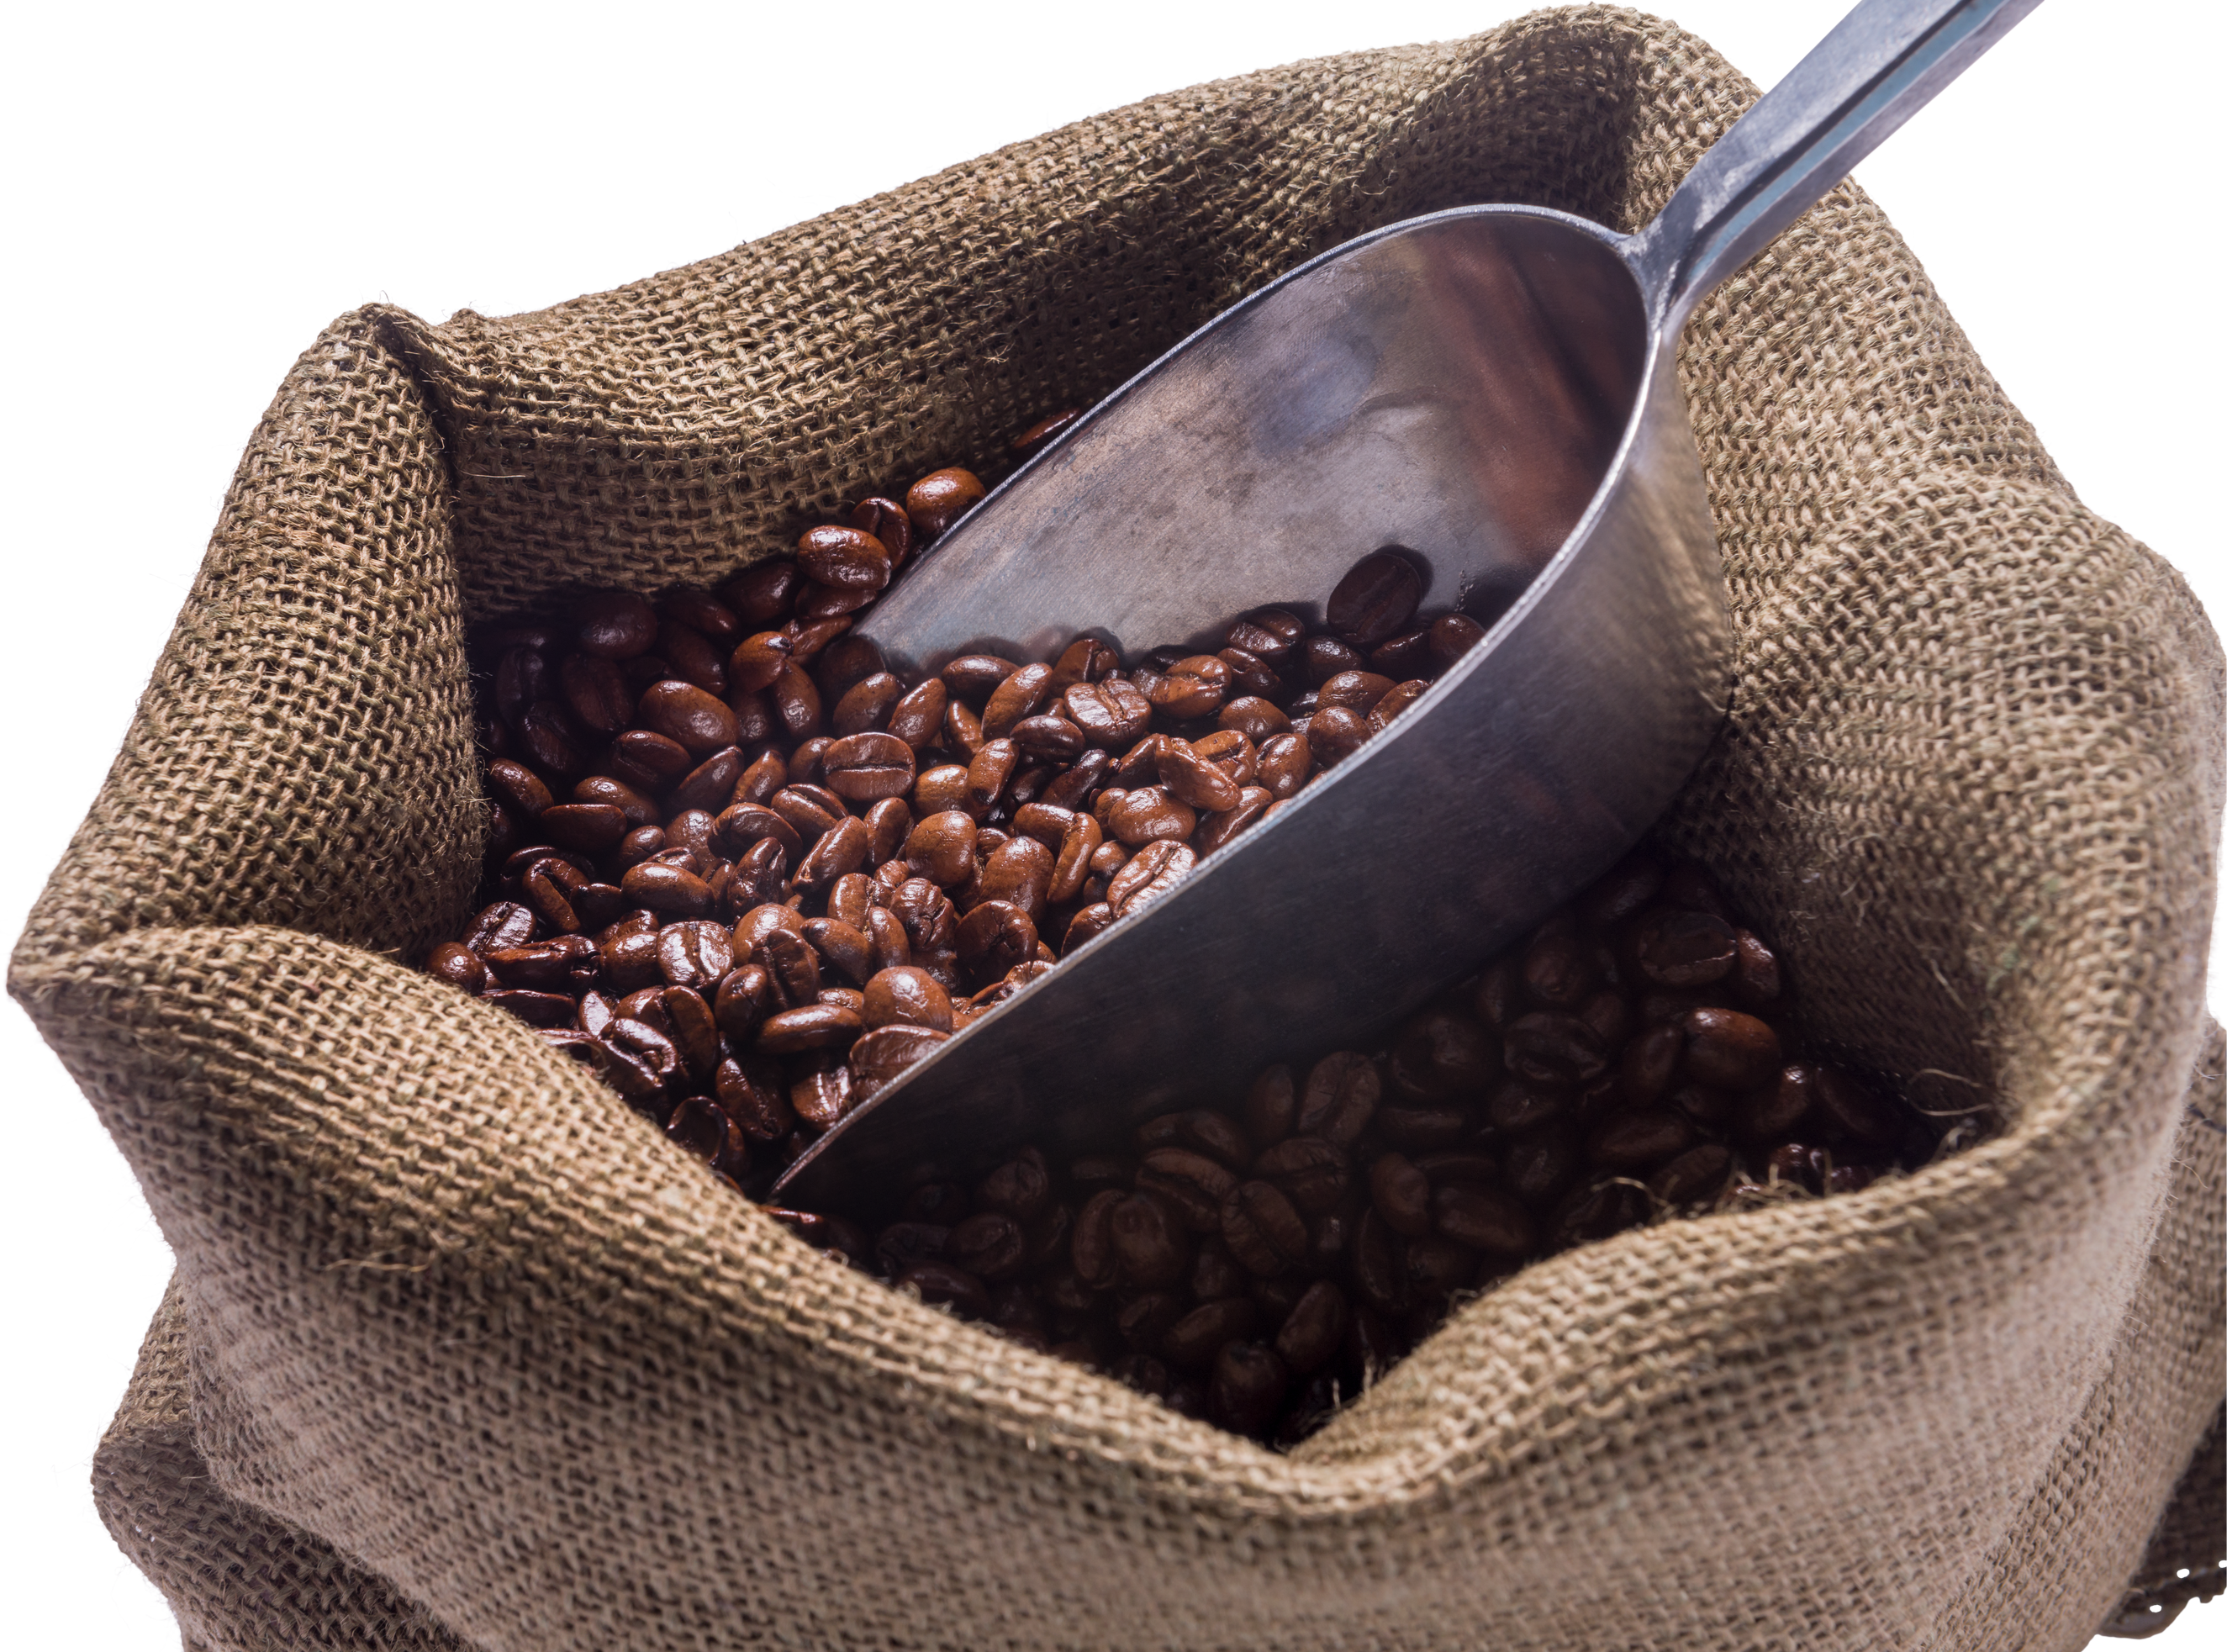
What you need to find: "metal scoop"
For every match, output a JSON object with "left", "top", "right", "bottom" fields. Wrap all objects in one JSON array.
[{"left": 774, "top": 0, "right": 2040, "bottom": 1210}]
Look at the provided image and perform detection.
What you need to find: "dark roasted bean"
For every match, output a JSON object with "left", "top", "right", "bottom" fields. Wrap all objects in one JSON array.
[
  {"left": 574, "top": 590, "right": 658, "bottom": 659},
  {"left": 1063, "top": 677, "right": 1153, "bottom": 747},
  {"left": 1813, "top": 1066, "right": 1903, "bottom": 1146},
  {"left": 1315, "top": 669, "right": 1397, "bottom": 713},
  {"left": 621, "top": 860, "right": 713, "bottom": 916},
  {"left": 1588, "top": 1108, "right": 1696, "bottom": 1173},
  {"left": 905, "top": 467, "right": 985, "bottom": 539},
  {"left": 797, "top": 525, "right": 893, "bottom": 591},
  {"left": 425, "top": 941, "right": 488, "bottom": 993},
  {"left": 1253, "top": 1137, "right": 1347, "bottom": 1216},
  {"left": 1162, "top": 1297, "right": 1261, "bottom": 1370},
  {"left": 1633, "top": 907, "right": 1739, "bottom": 986},
  {"left": 1208, "top": 1341, "right": 1289, "bottom": 1437},
  {"left": 1110, "top": 1191, "right": 1190, "bottom": 1288},
  {"left": 981, "top": 663, "right": 1054, "bottom": 738},
  {"left": 1100, "top": 839, "right": 1191, "bottom": 918},
  {"left": 1368, "top": 1153, "right": 1432, "bottom": 1238},
  {"left": 1326, "top": 551, "right": 1423, "bottom": 645},
  {"left": 848, "top": 1024, "right": 949, "bottom": 1098},
  {"left": 1146, "top": 654, "right": 1231, "bottom": 720},
  {"left": 1649, "top": 1143, "right": 1734, "bottom": 1206},
  {"left": 1683, "top": 1006, "right": 1782, "bottom": 1090}
]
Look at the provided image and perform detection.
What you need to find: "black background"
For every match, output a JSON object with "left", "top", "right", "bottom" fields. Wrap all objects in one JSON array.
[{"left": 13, "top": 6, "right": 2209, "bottom": 1647}]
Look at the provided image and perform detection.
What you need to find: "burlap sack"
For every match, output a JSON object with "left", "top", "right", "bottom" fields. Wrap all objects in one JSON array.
[{"left": 17, "top": 7, "right": 2223, "bottom": 1648}]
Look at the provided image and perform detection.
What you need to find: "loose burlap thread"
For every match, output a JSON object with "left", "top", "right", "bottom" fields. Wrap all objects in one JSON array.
[{"left": 17, "top": 8, "right": 2223, "bottom": 1649}]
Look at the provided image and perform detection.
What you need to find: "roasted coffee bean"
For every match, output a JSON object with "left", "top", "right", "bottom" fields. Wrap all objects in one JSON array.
[
  {"left": 654, "top": 620, "right": 728, "bottom": 695},
  {"left": 1649, "top": 1143, "right": 1734, "bottom": 1206},
  {"left": 1297, "top": 634, "right": 1362, "bottom": 686},
  {"left": 1221, "top": 1180, "right": 1309, "bottom": 1276},
  {"left": 1106, "top": 788, "right": 1195, "bottom": 847},
  {"left": 1063, "top": 678, "right": 1153, "bottom": 747},
  {"left": 1372, "top": 1104, "right": 1469, "bottom": 1152},
  {"left": 1683, "top": 1007, "right": 1781, "bottom": 1090},
  {"left": 1739, "top": 1063, "right": 1817, "bottom": 1141},
  {"left": 620, "top": 860, "right": 713, "bottom": 916},
  {"left": 1431, "top": 1185, "right": 1534, "bottom": 1257},
  {"left": 1387, "top": 1006, "right": 1497, "bottom": 1100},
  {"left": 982, "top": 663, "right": 1055, "bottom": 738},
  {"left": 1504, "top": 1122, "right": 1583, "bottom": 1208},
  {"left": 729, "top": 630, "right": 794, "bottom": 696},
  {"left": 1208, "top": 1342, "right": 1289, "bottom": 1436},
  {"left": 720, "top": 561, "right": 800, "bottom": 629},
  {"left": 848, "top": 1024, "right": 949, "bottom": 1098},
  {"left": 1368, "top": 1153, "right": 1432, "bottom": 1238},
  {"left": 1326, "top": 551, "right": 1423, "bottom": 645},
  {"left": 956, "top": 900, "right": 1037, "bottom": 979},
  {"left": 1253, "top": 1137, "right": 1347, "bottom": 1216},
  {"left": 820, "top": 731, "right": 916, "bottom": 803},
  {"left": 1161, "top": 1297, "right": 1261, "bottom": 1370},
  {"left": 574, "top": 590, "right": 658, "bottom": 659},
  {"left": 974, "top": 836, "right": 1053, "bottom": 920},
  {"left": 1110, "top": 1191, "right": 1190, "bottom": 1289},
  {"left": 758, "top": 1003, "right": 863, "bottom": 1054},
  {"left": 1315, "top": 669, "right": 1397, "bottom": 714},
  {"left": 1157, "top": 738, "right": 1241, "bottom": 811},
  {"left": 1633, "top": 908, "right": 1739, "bottom": 986},
  {"left": 1146, "top": 655, "right": 1231, "bottom": 720},
  {"left": 1767, "top": 1141, "right": 1828, "bottom": 1193},
  {"left": 1813, "top": 1066, "right": 1902, "bottom": 1147},
  {"left": 905, "top": 467, "right": 985, "bottom": 539},
  {"left": 486, "top": 758, "right": 554, "bottom": 821},
  {"left": 861, "top": 966, "right": 953, "bottom": 1032},
  {"left": 1733, "top": 931, "right": 1783, "bottom": 1005},
  {"left": 974, "top": 1148, "right": 1053, "bottom": 1224},
  {"left": 519, "top": 699, "right": 590, "bottom": 778},
  {"left": 1255, "top": 732, "right": 1311, "bottom": 799},
  {"left": 1137, "top": 1148, "right": 1237, "bottom": 1233},
  {"left": 1106, "top": 840, "right": 1195, "bottom": 916},
  {"left": 425, "top": 941, "right": 488, "bottom": 993},
  {"left": 1243, "top": 1064, "right": 1296, "bottom": 1149},
  {"left": 1296, "top": 1052, "right": 1379, "bottom": 1146},
  {"left": 788, "top": 1056, "right": 857, "bottom": 1132},
  {"left": 1589, "top": 1108, "right": 1696, "bottom": 1173},
  {"left": 797, "top": 525, "right": 893, "bottom": 592},
  {"left": 656, "top": 921, "right": 734, "bottom": 990}
]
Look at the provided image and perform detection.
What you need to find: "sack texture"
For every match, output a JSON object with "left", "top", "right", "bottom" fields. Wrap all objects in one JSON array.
[{"left": 19, "top": 6, "right": 2224, "bottom": 1648}]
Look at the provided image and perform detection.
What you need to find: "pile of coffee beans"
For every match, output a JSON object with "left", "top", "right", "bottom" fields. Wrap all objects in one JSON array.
[
  {"left": 433, "top": 422, "right": 1490, "bottom": 1177},
  {"left": 428, "top": 415, "right": 1971, "bottom": 1448},
  {"left": 767, "top": 848, "right": 1961, "bottom": 1444}
]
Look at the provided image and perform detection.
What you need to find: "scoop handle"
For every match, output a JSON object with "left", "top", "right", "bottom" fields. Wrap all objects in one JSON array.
[{"left": 1630, "top": 0, "right": 2042, "bottom": 330}]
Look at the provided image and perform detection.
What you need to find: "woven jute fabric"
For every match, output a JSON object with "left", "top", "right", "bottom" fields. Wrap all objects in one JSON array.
[{"left": 18, "top": 7, "right": 2224, "bottom": 1648}]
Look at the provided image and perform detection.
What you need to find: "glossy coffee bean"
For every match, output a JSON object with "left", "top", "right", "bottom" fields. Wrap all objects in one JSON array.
[
  {"left": 1208, "top": 1341, "right": 1289, "bottom": 1436},
  {"left": 1649, "top": 1143, "right": 1734, "bottom": 1206},
  {"left": 1427, "top": 612, "right": 1486, "bottom": 665},
  {"left": 425, "top": 942, "right": 487, "bottom": 993},
  {"left": 1368, "top": 1153, "right": 1432, "bottom": 1238},
  {"left": 1254, "top": 732, "right": 1311, "bottom": 799},
  {"left": 1106, "top": 788, "right": 1196, "bottom": 847},
  {"left": 1325, "top": 552, "right": 1423, "bottom": 646},
  {"left": 797, "top": 525, "right": 893, "bottom": 591},
  {"left": 1633, "top": 907, "right": 1739, "bottom": 987},
  {"left": 1588, "top": 1108, "right": 1696, "bottom": 1173},
  {"left": 821, "top": 731, "right": 916, "bottom": 802},
  {"left": 486, "top": 757, "right": 555, "bottom": 821},
  {"left": 905, "top": 468, "right": 985, "bottom": 539},
  {"left": 620, "top": 861, "right": 713, "bottom": 916},
  {"left": 847, "top": 1024, "right": 949, "bottom": 1097},
  {"left": 635, "top": 679, "right": 737, "bottom": 755},
  {"left": 1682, "top": 1007, "right": 1782, "bottom": 1090},
  {"left": 573, "top": 590, "right": 658, "bottom": 659},
  {"left": 1162, "top": 1297, "right": 1262, "bottom": 1370},
  {"left": 1146, "top": 655, "right": 1231, "bottom": 720}
]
